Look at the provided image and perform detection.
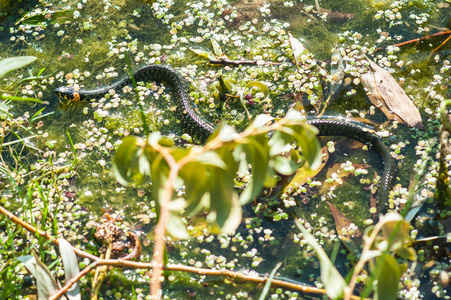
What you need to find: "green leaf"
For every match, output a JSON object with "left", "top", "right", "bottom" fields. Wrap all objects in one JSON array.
[
  {"left": 150, "top": 155, "right": 169, "bottom": 206},
  {"left": 209, "top": 123, "right": 240, "bottom": 142},
  {"left": 1, "top": 95, "right": 48, "bottom": 104},
  {"left": 360, "top": 249, "right": 382, "bottom": 262},
  {"left": 189, "top": 48, "right": 214, "bottom": 59},
  {"left": 31, "top": 107, "right": 53, "bottom": 123},
  {"left": 295, "top": 220, "right": 346, "bottom": 299},
  {"left": 19, "top": 13, "right": 48, "bottom": 25},
  {"left": 208, "top": 172, "right": 242, "bottom": 233},
  {"left": 17, "top": 251, "right": 60, "bottom": 300},
  {"left": 273, "top": 154, "right": 301, "bottom": 176},
  {"left": 394, "top": 245, "right": 417, "bottom": 261},
  {"left": 288, "top": 33, "right": 309, "bottom": 65},
  {"left": 379, "top": 212, "right": 411, "bottom": 252},
  {"left": 210, "top": 38, "right": 223, "bottom": 57},
  {"left": 269, "top": 113, "right": 321, "bottom": 170},
  {"left": 37, "top": 67, "right": 46, "bottom": 77},
  {"left": 374, "top": 254, "right": 401, "bottom": 300},
  {"left": 59, "top": 239, "right": 80, "bottom": 300},
  {"left": 138, "top": 150, "right": 151, "bottom": 178},
  {"left": 193, "top": 151, "right": 227, "bottom": 169},
  {"left": 167, "top": 213, "right": 190, "bottom": 239},
  {"left": 294, "top": 124, "right": 322, "bottom": 170},
  {"left": 243, "top": 81, "right": 270, "bottom": 102},
  {"left": 167, "top": 197, "right": 187, "bottom": 211},
  {"left": 276, "top": 121, "right": 321, "bottom": 170},
  {"left": 327, "top": 47, "right": 345, "bottom": 99},
  {"left": 180, "top": 163, "right": 209, "bottom": 216},
  {"left": 251, "top": 114, "right": 274, "bottom": 129},
  {"left": 157, "top": 136, "right": 175, "bottom": 147},
  {"left": 267, "top": 130, "right": 291, "bottom": 156},
  {"left": 112, "top": 136, "right": 147, "bottom": 186},
  {"left": 181, "top": 146, "right": 239, "bottom": 219},
  {"left": 0, "top": 56, "right": 37, "bottom": 80},
  {"left": 208, "top": 148, "right": 241, "bottom": 232},
  {"left": 284, "top": 108, "right": 306, "bottom": 121},
  {"left": 258, "top": 262, "right": 282, "bottom": 300},
  {"left": 237, "top": 136, "right": 272, "bottom": 205},
  {"left": 147, "top": 131, "right": 163, "bottom": 145}
]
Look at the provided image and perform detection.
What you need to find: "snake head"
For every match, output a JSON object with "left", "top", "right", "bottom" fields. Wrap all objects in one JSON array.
[{"left": 54, "top": 86, "right": 84, "bottom": 102}]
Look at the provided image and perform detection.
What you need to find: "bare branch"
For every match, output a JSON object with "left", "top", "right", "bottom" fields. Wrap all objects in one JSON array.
[{"left": 209, "top": 58, "right": 284, "bottom": 66}]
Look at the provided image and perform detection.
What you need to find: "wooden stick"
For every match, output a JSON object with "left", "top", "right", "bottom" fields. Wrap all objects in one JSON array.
[
  {"left": 49, "top": 261, "right": 100, "bottom": 300},
  {"left": 0, "top": 205, "right": 99, "bottom": 261},
  {"left": 432, "top": 34, "right": 451, "bottom": 52},
  {"left": 209, "top": 58, "right": 284, "bottom": 66},
  {"left": 374, "top": 30, "right": 451, "bottom": 52}
]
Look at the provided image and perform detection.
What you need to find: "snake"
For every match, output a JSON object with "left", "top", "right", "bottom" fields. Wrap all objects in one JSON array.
[{"left": 55, "top": 64, "right": 395, "bottom": 216}]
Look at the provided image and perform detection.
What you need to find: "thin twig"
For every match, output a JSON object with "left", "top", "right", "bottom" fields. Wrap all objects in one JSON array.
[
  {"left": 344, "top": 218, "right": 404, "bottom": 300},
  {"left": 167, "top": 264, "right": 323, "bottom": 293},
  {"left": 49, "top": 261, "right": 100, "bottom": 300},
  {"left": 374, "top": 30, "right": 451, "bottom": 52},
  {"left": 121, "top": 231, "right": 142, "bottom": 261},
  {"left": 0, "top": 205, "right": 99, "bottom": 261},
  {"left": 344, "top": 220, "right": 383, "bottom": 300},
  {"left": 432, "top": 34, "right": 451, "bottom": 52},
  {"left": 92, "top": 242, "right": 112, "bottom": 299},
  {"left": 209, "top": 58, "right": 284, "bottom": 66}
]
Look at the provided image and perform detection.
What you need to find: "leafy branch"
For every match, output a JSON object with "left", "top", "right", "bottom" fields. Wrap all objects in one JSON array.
[
  {"left": 112, "top": 108, "right": 322, "bottom": 297},
  {"left": 296, "top": 212, "right": 416, "bottom": 300}
]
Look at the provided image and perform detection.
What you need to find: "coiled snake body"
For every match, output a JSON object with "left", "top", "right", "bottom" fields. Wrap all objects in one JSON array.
[{"left": 55, "top": 65, "right": 395, "bottom": 216}]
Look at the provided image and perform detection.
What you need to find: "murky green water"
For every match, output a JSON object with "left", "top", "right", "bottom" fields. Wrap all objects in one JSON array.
[{"left": 0, "top": 0, "right": 450, "bottom": 299}]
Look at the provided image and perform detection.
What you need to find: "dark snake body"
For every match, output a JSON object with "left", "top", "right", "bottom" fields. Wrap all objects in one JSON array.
[{"left": 55, "top": 65, "right": 395, "bottom": 215}]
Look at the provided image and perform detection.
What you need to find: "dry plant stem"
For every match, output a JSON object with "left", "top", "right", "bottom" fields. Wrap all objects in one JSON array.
[
  {"left": 432, "top": 34, "right": 451, "bottom": 52},
  {"left": 375, "top": 30, "right": 451, "bottom": 52},
  {"left": 49, "top": 261, "right": 100, "bottom": 300},
  {"left": 166, "top": 264, "right": 352, "bottom": 298},
  {"left": 121, "top": 231, "right": 142, "bottom": 260},
  {"left": 344, "top": 220, "right": 385, "bottom": 300},
  {"left": 0, "top": 121, "right": 6, "bottom": 156},
  {"left": 149, "top": 144, "right": 180, "bottom": 299},
  {"left": 0, "top": 205, "right": 99, "bottom": 261},
  {"left": 395, "top": 30, "right": 451, "bottom": 47},
  {"left": 209, "top": 58, "right": 283, "bottom": 66},
  {"left": 92, "top": 244, "right": 112, "bottom": 300}
]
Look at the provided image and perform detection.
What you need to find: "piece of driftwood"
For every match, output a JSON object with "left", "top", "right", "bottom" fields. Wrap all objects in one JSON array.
[{"left": 361, "top": 59, "right": 424, "bottom": 130}]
